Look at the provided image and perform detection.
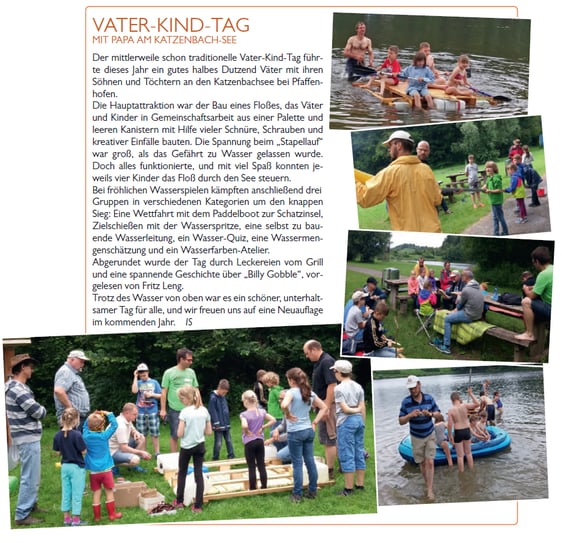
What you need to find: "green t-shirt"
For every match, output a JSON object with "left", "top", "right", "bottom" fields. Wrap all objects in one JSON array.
[
  {"left": 162, "top": 366, "right": 199, "bottom": 411},
  {"left": 267, "top": 385, "right": 284, "bottom": 419},
  {"left": 533, "top": 265, "right": 553, "bottom": 305},
  {"left": 486, "top": 174, "right": 504, "bottom": 205}
]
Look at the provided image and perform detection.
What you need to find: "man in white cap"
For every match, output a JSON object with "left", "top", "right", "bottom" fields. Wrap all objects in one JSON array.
[
  {"left": 399, "top": 375, "right": 440, "bottom": 500},
  {"left": 53, "top": 349, "right": 91, "bottom": 431},
  {"left": 356, "top": 130, "right": 443, "bottom": 232},
  {"left": 438, "top": 269, "right": 465, "bottom": 310}
]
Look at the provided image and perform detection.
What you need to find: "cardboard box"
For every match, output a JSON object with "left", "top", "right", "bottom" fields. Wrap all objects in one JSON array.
[
  {"left": 139, "top": 491, "right": 165, "bottom": 512},
  {"left": 114, "top": 481, "right": 147, "bottom": 507}
]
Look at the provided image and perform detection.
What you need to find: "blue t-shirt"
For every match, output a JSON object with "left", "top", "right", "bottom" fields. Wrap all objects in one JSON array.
[
  {"left": 285, "top": 387, "right": 316, "bottom": 433},
  {"left": 399, "top": 392, "right": 439, "bottom": 438},
  {"left": 83, "top": 412, "right": 118, "bottom": 472},
  {"left": 135, "top": 377, "right": 162, "bottom": 414},
  {"left": 401, "top": 65, "right": 434, "bottom": 91}
]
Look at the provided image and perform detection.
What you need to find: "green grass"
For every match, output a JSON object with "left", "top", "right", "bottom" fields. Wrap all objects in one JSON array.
[
  {"left": 8, "top": 408, "right": 376, "bottom": 528},
  {"left": 357, "top": 146, "right": 545, "bottom": 233},
  {"left": 344, "top": 264, "right": 542, "bottom": 362}
]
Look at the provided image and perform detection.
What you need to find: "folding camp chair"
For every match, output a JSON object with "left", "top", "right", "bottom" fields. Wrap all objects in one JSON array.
[{"left": 415, "top": 302, "right": 435, "bottom": 339}]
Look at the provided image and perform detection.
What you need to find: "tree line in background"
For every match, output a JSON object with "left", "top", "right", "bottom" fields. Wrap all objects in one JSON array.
[
  {"left": 352, "top": 116, "right": 543, "bottom": 174},
  {"left": 348, "top": 231, "right": 554, "bottom": 291},
  {"left": 15, "top": 324, "right": 367, "bottom": 426}
]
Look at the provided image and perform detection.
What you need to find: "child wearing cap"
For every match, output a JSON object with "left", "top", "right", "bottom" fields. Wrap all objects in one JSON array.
[
  {"left": 332, "top": 360, "right": 366, "bottom": 495},
  {"left": 343, "top": 290, "right": 369, "bottom": 354},
  {"left": 131, "top": 363, "right": 162, "bottom": 456}
]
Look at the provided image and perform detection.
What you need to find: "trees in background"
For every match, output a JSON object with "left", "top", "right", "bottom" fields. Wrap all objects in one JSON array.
[
  {"left": 347, "top": 231, "right": 392, "bottom": 262},
  {"left": 351, "top": 116, "right": 543, "bottom": 173},
  {"left": 21, "top": 323, "right": 366, "bottom": 424}
]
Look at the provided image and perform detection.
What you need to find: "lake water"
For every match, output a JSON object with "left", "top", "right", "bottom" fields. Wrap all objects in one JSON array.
[
  {"left": 372, "top": 368, "right": 548, "bottom": 505},
  {"left": 330, "top": 14, "right": 530, "bottom": 129}
]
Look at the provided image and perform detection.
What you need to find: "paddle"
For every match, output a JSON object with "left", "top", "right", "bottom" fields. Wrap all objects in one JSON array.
[
  {"left": 353, "top": 65, "right": 377, "bottom": 75},
  {"left": 347, "top": 65, "right": 377, "bottom": 81},
  {"left": 468, "top": 85, "right": 511, "bottom": 102}
]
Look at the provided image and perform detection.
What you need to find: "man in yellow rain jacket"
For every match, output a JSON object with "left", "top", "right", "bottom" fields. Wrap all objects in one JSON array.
[{"left": 356, "top": 130, "right": 443, "bottom": 232}]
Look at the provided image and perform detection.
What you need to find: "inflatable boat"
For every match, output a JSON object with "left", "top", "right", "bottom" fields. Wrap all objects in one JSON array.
[{"left": 398, "top": 426, "right": 511, "bottom": 466}]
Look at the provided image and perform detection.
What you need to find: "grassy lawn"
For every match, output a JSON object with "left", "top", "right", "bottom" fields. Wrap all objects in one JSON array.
[
  {"left": 8, "top": 407, "right": 377, "bottom": 528},
  {"left": 357, "top": 146, "right": 545, "bottom": 233},
  {"left": 344, "top": 264, "right": 543, "bottom": 362}
]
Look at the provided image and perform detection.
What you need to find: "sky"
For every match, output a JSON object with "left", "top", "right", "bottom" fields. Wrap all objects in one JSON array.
[{"left": 390, "top": 232, "right": 447, "bottom": 248}]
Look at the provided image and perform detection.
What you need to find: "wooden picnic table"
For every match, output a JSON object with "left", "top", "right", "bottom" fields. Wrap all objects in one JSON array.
[
  {"left": 384, "top": 277, "right": 409, "bottom": 311},
  {"left": 445, "top": 169, "right": 487, "bottom": 186},
  {"left": 443, "top": 169, "right": 487, "bottom": 203},
  {"left": 445, "top": 172, "right": 468, "bottom": 186},
  {"left": 484, "top": 295, "right": 548, "bottom": 361}
]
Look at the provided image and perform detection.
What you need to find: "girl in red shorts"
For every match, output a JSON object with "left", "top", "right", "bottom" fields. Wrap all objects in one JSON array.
[{"left": 83, "top": 411, "right": 123, "bottom": 522}]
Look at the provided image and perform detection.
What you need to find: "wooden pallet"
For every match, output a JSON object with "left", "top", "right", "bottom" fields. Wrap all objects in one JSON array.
[
  {"left": 353, "top": 78, "right": 488, "bottom": 107},
  {"left": 162, "top": 454, "right": 334, "bottom": 503}
]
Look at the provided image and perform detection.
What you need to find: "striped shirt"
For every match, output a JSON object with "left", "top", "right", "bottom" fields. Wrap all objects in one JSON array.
[
  {"left": 5, "top": 378, "right": 46, "bottom": 445},
  {"left": 399, "top": 392, "right": 439, "bottom": 438},
  {"left": 54, "top": 362, "right": 90, "bottom": 417}
]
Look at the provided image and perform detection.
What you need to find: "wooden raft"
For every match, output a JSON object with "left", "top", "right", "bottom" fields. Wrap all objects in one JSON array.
[
  {"left": 353, "top": 78, "right": 490, "bottom": 107},
  {"left": 160, "top": 453, "right": 334, "bottom": 503}
]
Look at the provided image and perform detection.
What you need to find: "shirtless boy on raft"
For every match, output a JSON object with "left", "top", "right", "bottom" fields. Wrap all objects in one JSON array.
[
  {"left": 418, "top": 42, "right": 447, "bottom": 88},
  {"left": 343, "top": 21, "right": 374, "bottom": 78}
]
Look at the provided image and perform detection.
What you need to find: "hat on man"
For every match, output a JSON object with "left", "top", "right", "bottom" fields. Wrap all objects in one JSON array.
[
  {"left": 68, "top": 350, "right": 90, "bottom": 361},
  {"left": 136, "top": 363, "right": 149, "bottom": 372},
  {"left": 352, "top": 291, "right": 368, "bottom": 302},
  {"left": 450, "top": 270, "right": 460, "bottom": 278},
  {"left": 383, "top": 130, "right": 414, "bottom": 146},
  {"left": 10, "top": 353, "right": 38, "bottom": 369},
  {"left": 406, "top": 375, "right": 419, "bottom": 388},
  {"left": 330, "top": 360, "right": 353, "bottom": 374},
  {"left": 366, "top": 276, "right": 378, "bottom": 285}
]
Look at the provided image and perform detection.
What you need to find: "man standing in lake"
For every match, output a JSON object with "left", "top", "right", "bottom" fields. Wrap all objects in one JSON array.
[
  {"left": 399, "top": 375, "right": 440, "bottom": 500},
  {"left": 343, "top": 21, "right": 374, "bottom": 80}
]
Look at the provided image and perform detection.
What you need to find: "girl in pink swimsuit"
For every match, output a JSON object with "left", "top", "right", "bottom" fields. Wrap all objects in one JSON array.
[{"left": 445, "top": 54, "right": 472, "bottom": 96}]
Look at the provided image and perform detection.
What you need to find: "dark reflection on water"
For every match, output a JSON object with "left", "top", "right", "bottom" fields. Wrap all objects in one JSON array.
[
  {"left": 330, "top": 14, "right": 530, "bottom": 129},
  {"left": 373, "top": 369, "right": 548, "bottom": 505}
]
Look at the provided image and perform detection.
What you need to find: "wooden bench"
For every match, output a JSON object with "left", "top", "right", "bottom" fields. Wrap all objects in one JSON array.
[
  {"left": 483, "top": 296, "right": 548, "bottom": 361},
  {"left": 484, "top": 326, "right": 535, "bottom": 362}
]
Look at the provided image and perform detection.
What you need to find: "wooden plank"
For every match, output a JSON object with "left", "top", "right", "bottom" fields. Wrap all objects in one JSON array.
[
  {"left": 362, "top": 87, "right": 402, "bottom": 105},
  {"left": 204, "top": 457, "right": 282, "bottom": 471},
  {"left": 203, "top": 479, "right": 336, "bottom": 503},
  {"left": 355, "top": 77, "right": 490, "bottom": 108},
  {"left": 484, "top": 326, "right": 532, "bottom": 363},
  {"left": 485, "top": 326, "right": 533, "bottom": 346}
]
